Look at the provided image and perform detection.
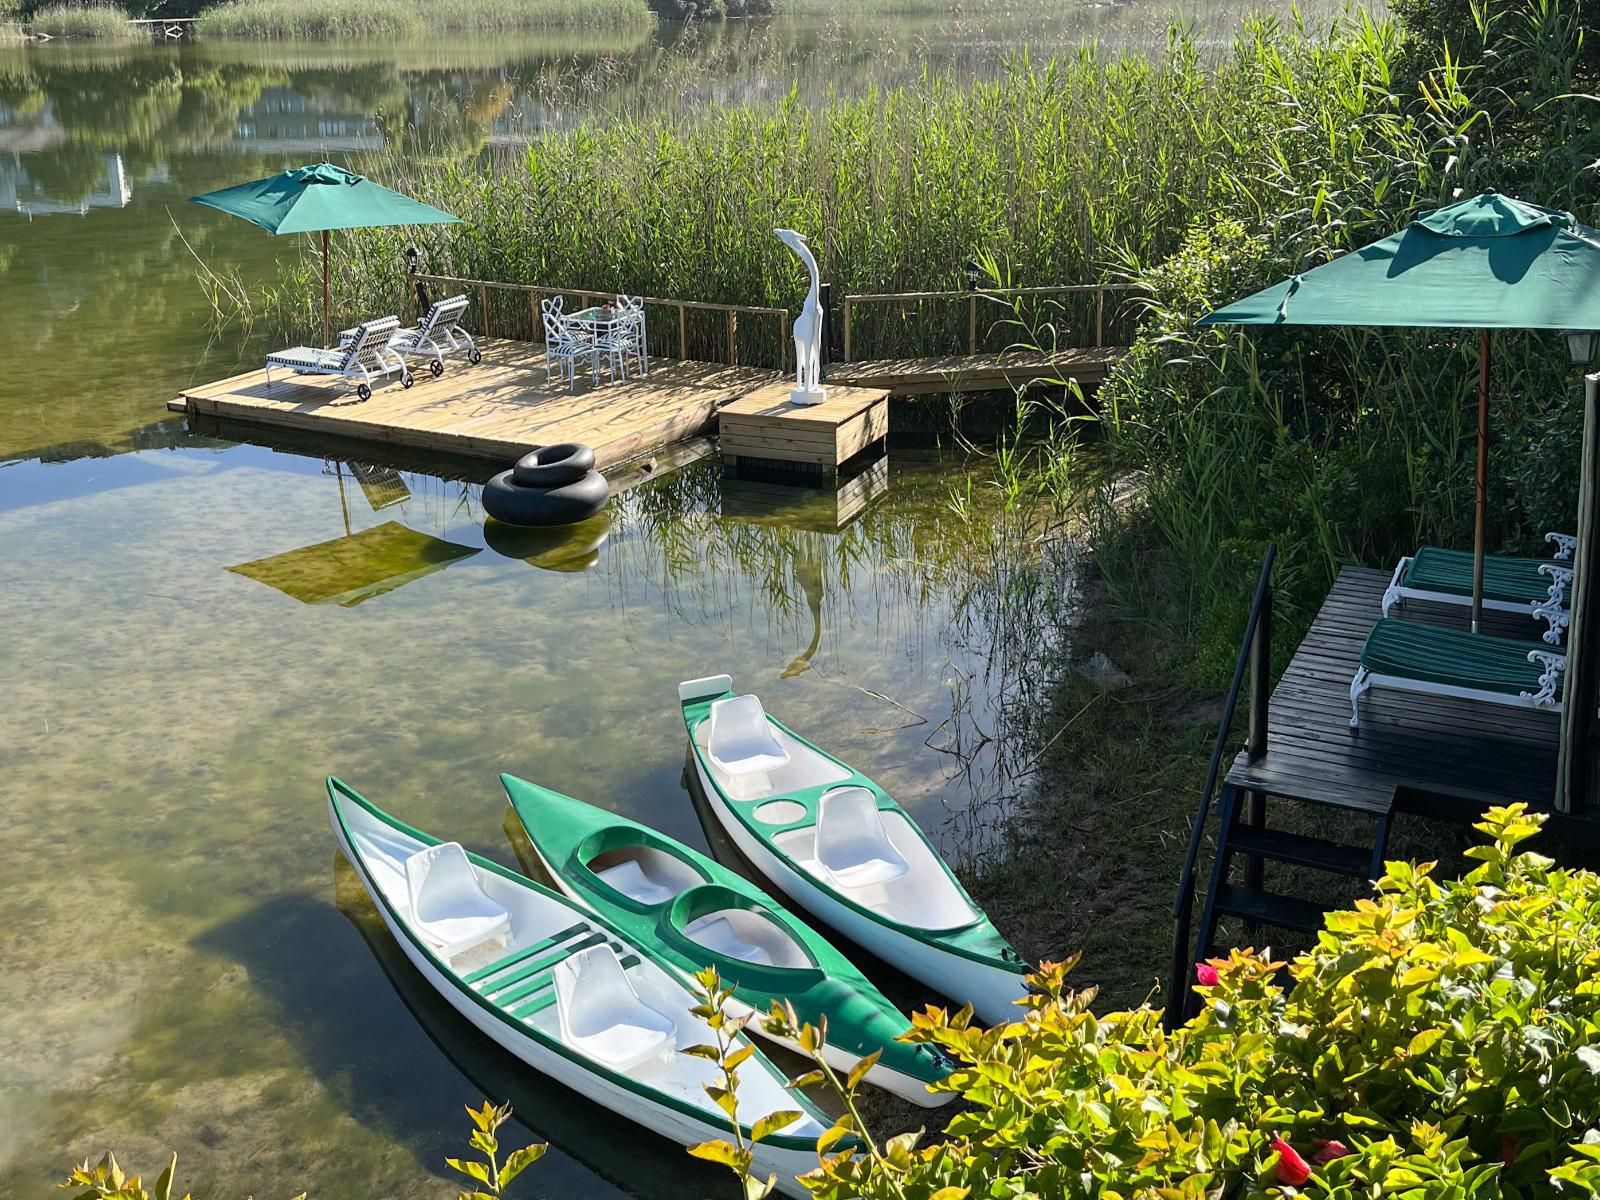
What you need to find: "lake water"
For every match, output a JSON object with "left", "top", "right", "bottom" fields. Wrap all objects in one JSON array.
[{"left": 0, "top": 5, "right": 1349, "bottom": 1197}]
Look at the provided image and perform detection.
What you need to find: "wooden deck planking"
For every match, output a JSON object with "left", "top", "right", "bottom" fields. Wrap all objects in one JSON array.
[
  {"left": 719, "top": 383, "right": 890, "bottom": 469},
  {"left": 1226, "top": 567, "right": 1560, "bottom": 814},
  {"left": 829, "top": 346, "right": 1124, "bottom": 396},
  {"left": 171, "top": 339, "right": 779, "bottom": 469}
]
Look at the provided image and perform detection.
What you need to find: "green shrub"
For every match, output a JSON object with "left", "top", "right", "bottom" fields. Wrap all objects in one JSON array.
[
  {"left": 772, "top": 805, "right": 1600, "bottom": 1200},
  {"left": 28, "top": 1, "right": 140, "bottom": 38}
]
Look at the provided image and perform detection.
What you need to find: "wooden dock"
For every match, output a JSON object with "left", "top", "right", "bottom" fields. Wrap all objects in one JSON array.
[
  {"left": 830, "top": 346, "right": 1124, "bottom": 396},
  {"left": 1226, "top": 567, "right": 1559, "bottom": 814},
  {"left": 718, "top": 383, "right": 889, "bottom": 474},
  {"left": 169, "top": 339, "right": 778, "bottom": 469}
]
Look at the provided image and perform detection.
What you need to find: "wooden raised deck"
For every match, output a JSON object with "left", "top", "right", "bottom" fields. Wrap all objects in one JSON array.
[
  {"left": 1226, "top": 567, "right": 1560, "bottom": 815},
  {"left": 830, "top": 346, "right": 1124, "bottom": 396},
  {"left": 717, "top": 382, "right": 890, "bottom": 473},
  {"left": 169, "top": 339, "right": 778, "bottom": 469}
]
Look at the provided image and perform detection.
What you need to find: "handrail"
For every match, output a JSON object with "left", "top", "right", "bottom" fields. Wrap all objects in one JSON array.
[
  {"left": 416, "top": 273, "right": 789, "bottom": 369},
  {"left": 1163, "top": 542, "right": 1277, "bottom": 1030},
  {"left": 839, "top": 282, "right": 1143, "bottom": 360}
]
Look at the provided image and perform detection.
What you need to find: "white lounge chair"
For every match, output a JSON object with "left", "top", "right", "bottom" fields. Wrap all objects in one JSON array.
[
  {"left": 706, "top": 695, "right": 791, "bottom": 777},
  {"left": 553, "top": 944, "right": 677, "bottom": 1071},
  {"left": 387, "top": 294, "right": 481, "bottom": 377},
  {"left": 403, "top": 841, "right": 511, "bottom": 961},
  {"left": 1381, "top": 532, "right": 1575, "bottom": 644},
  {"left": 814, "top": 785, "right": 910, "bottom": 888},
  {"left": 266, "top": 316, "right": 409, "bottom": 401}
]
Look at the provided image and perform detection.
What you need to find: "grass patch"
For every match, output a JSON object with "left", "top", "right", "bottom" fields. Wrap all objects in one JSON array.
[
  {"left": 195, "top": 0, "right": 650, "bottom": 39},
  {"left": 28, "top": 1, "right": 140, "bottom": 39}
]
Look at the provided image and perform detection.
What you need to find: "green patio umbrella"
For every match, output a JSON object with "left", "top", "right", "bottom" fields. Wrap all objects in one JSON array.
[
  {"left": 1201, "top": 190, "right": 1600, "bottom": 630},
  {"left": 190, "top": 161, "right": 460, "bottom": 350}
]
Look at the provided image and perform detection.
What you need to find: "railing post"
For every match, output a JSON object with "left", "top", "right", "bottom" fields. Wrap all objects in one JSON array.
[
  {"left": 1241, "top": 583, "right": 1272, "bottom": 889},
  {"left": 479, "top": 285, "right": 490, "bottom": 339},
  {"left": 779, "top": 315, "right": 790, "bottom": 371},
  {"left": 842, "top": 299, "right": 853, "bottom": 363},
  {"left": 530, "top": 292, "right": 542, "bottom": 344},
  {"left": 678, "top": 305, "right": 688, "bottom": 360},
  {"left": 968, "top": 293, "right": 977, "bottom": 355},
  {"left": 818, "top": 283, "right": 832, "bottom": 379},
  {"left": 1095, "top": 288, "right": 1105, "bottom": 348},
  {"left": 727, "top": 310, "right": 738, "bottom": 366}
]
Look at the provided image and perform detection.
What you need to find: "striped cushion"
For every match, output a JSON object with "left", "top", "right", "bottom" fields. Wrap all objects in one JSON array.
[
  {"left": 1360, "top": 618, "right": 1558, "bottom": 696},
  {"left": 1404, "top": 547, "right": 1563, "bottom": 606},
  {"left": 266, "top": 347, "right": 345, "bottom": 371}
]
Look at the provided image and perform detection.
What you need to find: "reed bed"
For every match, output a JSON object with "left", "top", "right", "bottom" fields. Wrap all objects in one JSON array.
[
  {"left": 195, "top": 0, "right": 650, "bottom": 40},
  {"left": 322, "top": 31, "right": 1314, "bottom": 363},
  {"left": 28, "top": 1, "right": 141, "bottom": 39}
]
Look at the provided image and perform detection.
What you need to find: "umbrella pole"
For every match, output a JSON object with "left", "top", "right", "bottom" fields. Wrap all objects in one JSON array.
[
  {"left": 321, "top": 229, "right": 331, "bottom": 349},
  {"left": 1472, "top": 328, "right": 1491, "bottom": 633}
]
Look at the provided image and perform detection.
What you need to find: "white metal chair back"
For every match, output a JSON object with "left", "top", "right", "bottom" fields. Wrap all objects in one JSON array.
[
  {"left": 339, "top": 316, "right": 400, "bottom": 370},
  {"left": 418, "top": 293, "right": 469, "bottom": 338}
]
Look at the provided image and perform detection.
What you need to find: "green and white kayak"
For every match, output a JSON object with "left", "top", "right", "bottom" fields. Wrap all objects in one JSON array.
[
  {"left": 677, "top": 675, "right": 1031, "bottom": 1027},
  {"left": 327, "top": 777, "right": 833, "bottom": 1196},
  {"left": 503, "top": 773, "right": 955, "bottom": 1108}
]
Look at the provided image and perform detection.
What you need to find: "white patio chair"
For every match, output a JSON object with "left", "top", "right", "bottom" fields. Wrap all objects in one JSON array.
[
  {"left": 602, "top": 294, "right": 648, "bottom": 377},
  {"left": 403, "top": 841, "right": 511, "bottom": 962},
  {"left": 541, "top": 297, "right": 584, "bottom": 390},
  {"left": 266, "top": 316, "right": 408, "bottom": 401},
  {"left": 814, "top": 786, "right": 909, "bottom": 889},
  {"left": 387, "top": 294, "right": 481, "bottom": 377},
  {"left": 553, "top": 944, "right": 677, "bottom": 1071},
  {"left": 706, "top": 694, "right": 791, "bottom": 777}
]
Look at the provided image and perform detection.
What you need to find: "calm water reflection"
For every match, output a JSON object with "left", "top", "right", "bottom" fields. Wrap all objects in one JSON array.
[{"left": 0, "top": 3, "right": 1343, "bottom": 1195}]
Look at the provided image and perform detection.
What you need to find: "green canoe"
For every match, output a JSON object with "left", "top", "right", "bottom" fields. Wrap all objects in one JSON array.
[{"left": 502, "top": 772, "right": 956, "bottom": 1108}]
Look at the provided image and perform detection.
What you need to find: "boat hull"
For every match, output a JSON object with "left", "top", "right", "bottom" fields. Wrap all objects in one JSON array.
[
  {"left": 519, "top": 807, "right": 950, "bottom": 1108},
  {"left": 330, "top": 799, "right": 820, "bottom": 1196},
  {"left": 690, "top": 755, "right": 1029, "bottom": 1027}
]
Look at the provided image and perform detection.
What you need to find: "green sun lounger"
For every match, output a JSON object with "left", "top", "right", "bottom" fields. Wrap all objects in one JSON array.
[
  {"left": 1382, "top": 537, "right": 1573, "bottom": 644},
  {"left": 1349, "top": 617, "right": 1565, "bottom": 728}
]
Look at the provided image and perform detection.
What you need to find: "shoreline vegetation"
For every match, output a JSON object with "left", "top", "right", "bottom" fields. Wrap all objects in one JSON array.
[
  {"left": 194, "top": 0, "right": 651, "bottom": 39},
  {"left": 26, "top": 1, "right": 142, "bottom": 39}
]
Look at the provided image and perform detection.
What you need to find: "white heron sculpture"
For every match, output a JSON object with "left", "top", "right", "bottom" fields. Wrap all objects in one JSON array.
[{"left": 775, "top": 228, "right": 826, "bottom": 406}]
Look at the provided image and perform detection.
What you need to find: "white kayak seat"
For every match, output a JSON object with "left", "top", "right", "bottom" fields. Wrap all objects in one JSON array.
[
  {"left": 404, "top": 842, "right": 511, "bottom": 962},
  {"left": 553, "top": 944, "right": 677, "bottom": 1071},
  {"left": 814, "top": 786, "right": 909, "bottom": 889},
  {"left": 686, "top": 915, "right": 776, "bottom": 965},
  {"left": 596, "top": 859, "right": 676, "bottom": 905},
  {"left": 707, "top": 694, "right": 791, "bottom": 777}
]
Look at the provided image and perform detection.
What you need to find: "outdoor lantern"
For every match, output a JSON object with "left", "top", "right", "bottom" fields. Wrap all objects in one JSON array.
[
  {"left": 405, "top": 245, "right": 421, "bottom": 274},
  {"left": 1565, "top": 329, "right": 1599, "bottom": 365},
  {"left": 963, "top": 258, "right": 981, "bottom": 291}
]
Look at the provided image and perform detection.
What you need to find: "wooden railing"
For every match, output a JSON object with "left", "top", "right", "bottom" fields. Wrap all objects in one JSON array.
[
  {"left": 416, "top": 274, "right": 791, "bottom": 369},
  {"left": 838, "top": 283, "right": 1143, "bottom": 362}
]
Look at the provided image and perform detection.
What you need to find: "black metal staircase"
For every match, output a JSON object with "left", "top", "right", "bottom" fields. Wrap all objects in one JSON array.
[{"left": 1163, "top": 546, "right": 1394, "bottom": 1028}]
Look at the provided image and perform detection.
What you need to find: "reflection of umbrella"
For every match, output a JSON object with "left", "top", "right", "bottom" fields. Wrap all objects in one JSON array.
[
  {"left": 189, "top": 162, "right": 459, "bottom": 349},
  {"left": 228, "top": 520, "right": 478, "bottom": 607},
  {"left": 1201, "top": 191, "right": 1600, "bottom": 629}
]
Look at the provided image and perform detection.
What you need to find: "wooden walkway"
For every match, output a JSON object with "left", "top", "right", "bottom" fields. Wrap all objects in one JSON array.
[
  {"left": 170, "top": 339, "right": 777, "bottom": 470},
  {"left": 1226, "top": 568, "right": 1560, "bottom": 815},
  {"left": 830, "top": 346, "right": 1124, "bottom": 396}
]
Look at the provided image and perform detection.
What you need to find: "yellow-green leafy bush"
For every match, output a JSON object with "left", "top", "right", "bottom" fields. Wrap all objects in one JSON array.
[{"left": 794, "top": 806, "right": 1600, "bottom": 1200}]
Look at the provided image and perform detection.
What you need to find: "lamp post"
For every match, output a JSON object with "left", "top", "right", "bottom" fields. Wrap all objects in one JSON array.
[
  {"left": 963, "top": 258, "right": 981, "bottom": 353},
  {"left": 1565, "top": 329, "right": 1599, "bottom": 366},
  {"left": 963, "top": 258, "right": 981, "bottom": 291}
]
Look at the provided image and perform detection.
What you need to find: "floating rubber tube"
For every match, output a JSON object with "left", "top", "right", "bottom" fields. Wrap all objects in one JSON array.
[
  {"left": 482, "top": 467, "right": 609, "bottom": 527},
  {"left": 512, "top": 443, "right": 596, "bottom": 488}
]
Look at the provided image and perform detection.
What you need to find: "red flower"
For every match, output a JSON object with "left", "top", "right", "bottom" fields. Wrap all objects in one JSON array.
[
  {"left": 1312, "top": 1140, "right": 1349, "bottom": 1164},
  {"left": 1272, "top": 1136, "right": 1312, "bottom": 1186},
  {"left": 1194, "top": 962, "right": 1220, "bottom": 987},
  {"left": 1501, "top": 1134, "right": 1520, "bottom": 1167}
]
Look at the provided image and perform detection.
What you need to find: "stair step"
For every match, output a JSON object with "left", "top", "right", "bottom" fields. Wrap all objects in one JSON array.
[
  {"left": 1227, "top": 827, "right": 1371, "bottom": 876},
  {"left": 1212, "top": 884, "right": 1328, "bottom": 934}
]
